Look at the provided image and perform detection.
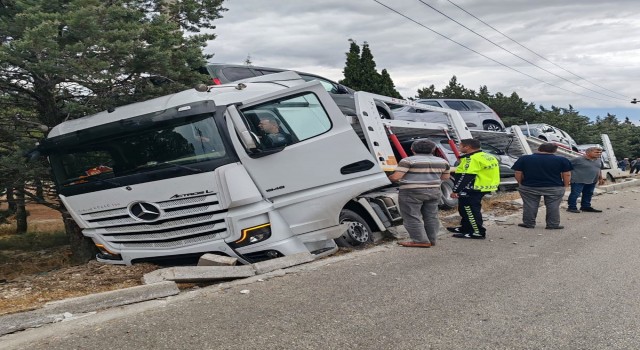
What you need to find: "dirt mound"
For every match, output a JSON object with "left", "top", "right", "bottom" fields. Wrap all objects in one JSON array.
[{"left": 0, "top": 203, "right": 161, "bottom": 315}]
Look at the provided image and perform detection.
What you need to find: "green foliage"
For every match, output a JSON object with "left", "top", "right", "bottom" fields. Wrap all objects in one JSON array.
[
  {"left": 0, "top": 0, "right": 226, "bottom": 251},
  {"left": 379, "top": 69, "right": 402, "bottom": 99},
  {"left": 340, "top": 39, "right": 362, "bottom": 89},
  {"left": 0, "top": 0, "right": 226, "bottom": 128},
  {"left": 415, "top": 76, "right": 640, "bottom": 158},
  {"left": 0, "top": 231, "right": 69, "bottom": 251},
  {"left": 339, "top": 40, "right": 402, "bottom": 98}
]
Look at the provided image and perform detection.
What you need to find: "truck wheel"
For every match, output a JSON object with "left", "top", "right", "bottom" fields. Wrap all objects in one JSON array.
[
  {"left": 538, "top": 136, "right": 547, "bottom": 141},
  {"left": 439, "top": 180, "right": 458, "bottom": 210},
  {"left": 335, "top": 209, "right": 373, "bottom": 248}
]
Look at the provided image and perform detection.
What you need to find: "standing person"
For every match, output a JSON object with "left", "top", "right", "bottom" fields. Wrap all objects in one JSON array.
[
  {"left": 631, "top": 157, "right": 640, "bottom": 175},
  {"left": 618, "top": 158, "right": 629, "bottom": 171},
  {"left": 567, "top": 147, "right": 606, "bottom": 213},
  {"left": 511, "top": 143, "right": 573, "bottom": 229},
  {"left": 447, "top": 139, "right": 500, "bottom": 239},
  {"left": 388, "top": 140, "right": 451, "bottom": 248}
]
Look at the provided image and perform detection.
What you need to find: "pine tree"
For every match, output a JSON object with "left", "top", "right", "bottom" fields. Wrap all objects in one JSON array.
[
  {"left": 0, "top": 0, "right": 227, "bottom": 262},
  {"left": 379, "top": 69, "right": 402, "bottom": 98},
  {"left": 358, "top": 42, "right": 381, "bottom": 93},
  {"left": 340, "top": 39, "right": 362, "bottom": 89},
  {"left": 416, "top": 85, "right": 439, "bottom": 99},
  {"left": 441, "top": 76, "right": 474, "bottom": 98},
  {"left": 339, "top": 39, "right": 400, "bottom": 96}
]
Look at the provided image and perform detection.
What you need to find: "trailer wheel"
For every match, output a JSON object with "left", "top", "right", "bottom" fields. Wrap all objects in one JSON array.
[
  {"left": 335, "top": 209, "right": 373, "bottom": 248},
  {"left": 439, "top": 179, "right": 458, "bottom": 210}
]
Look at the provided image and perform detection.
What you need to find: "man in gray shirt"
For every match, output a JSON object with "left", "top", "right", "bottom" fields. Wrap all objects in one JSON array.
[
  {"left": 388, "top": 140, "right": 450, "bottom": 248},
  {"left": 567, "top": 147, "right": 605, "bottom": 213}
]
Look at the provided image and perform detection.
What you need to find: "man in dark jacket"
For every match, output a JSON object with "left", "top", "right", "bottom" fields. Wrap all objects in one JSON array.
[{"left": 511, "top": 143, "right": 572, "bottom": 229}]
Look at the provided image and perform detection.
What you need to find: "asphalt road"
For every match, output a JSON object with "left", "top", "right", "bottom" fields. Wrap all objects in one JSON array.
[{"left": 3, "top": 188, "right": 640, "bottom": 350}]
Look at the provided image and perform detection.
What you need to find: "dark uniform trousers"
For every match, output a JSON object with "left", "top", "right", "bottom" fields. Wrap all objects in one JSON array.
[{"left": 457, "top": 190, "right": 486, "bottom": 235}]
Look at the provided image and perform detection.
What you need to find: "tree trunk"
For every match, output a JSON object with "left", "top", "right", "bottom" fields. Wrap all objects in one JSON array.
[
  {"left": 61, "top": 205, "right": 98, "bottom": 264},
  {"left": 35, "top": 179, "right": 44, "bottom": 200},
  {"left": 14, "top": 185, "right": 27, "bottom": 234},
  {"left": 7, "top": 187, "right": 16, "bottom": 213}
]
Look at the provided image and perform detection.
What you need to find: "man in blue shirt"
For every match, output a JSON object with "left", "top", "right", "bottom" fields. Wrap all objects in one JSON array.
[{"left": 511, "top": 143, "right": 573, "bottom": 229}]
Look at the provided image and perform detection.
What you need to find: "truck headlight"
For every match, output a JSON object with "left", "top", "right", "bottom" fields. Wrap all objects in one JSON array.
[{"left": 229, "top": 223, "right": 272, "bottom": 248}]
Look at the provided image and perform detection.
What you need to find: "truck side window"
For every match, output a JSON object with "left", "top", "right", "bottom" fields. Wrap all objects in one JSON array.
[{"left": 242, "top": 93, "right": 332, "bottom": 150}]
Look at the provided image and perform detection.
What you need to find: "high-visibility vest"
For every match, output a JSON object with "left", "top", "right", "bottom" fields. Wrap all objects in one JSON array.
[{"left": 456, "top": 151, "right": 500, "bottom": 192}]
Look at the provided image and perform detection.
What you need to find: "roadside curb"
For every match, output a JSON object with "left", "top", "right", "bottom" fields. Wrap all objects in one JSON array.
[
  {"left": 597, "top": 177, "right": 640, "bottom": 193},
  {"left": 0, "top": 248, "right": 389, "bottom": 337},
  {"left": 0, "top": 281, "right": 179, "bottom": 336}
]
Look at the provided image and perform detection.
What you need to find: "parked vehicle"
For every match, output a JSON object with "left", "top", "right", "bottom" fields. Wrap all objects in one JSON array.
[
  {"left": 410, "top": 99, "right": 505, "bottom": 131},
  {"left": 506, "top": 123, "right": 579, "bottom": 152},
  {"left": 390, "top": 105, "right": 449, "bottom": 124},
  {"left": 202, "top": 63, "right": 393, "bottom": 119}
]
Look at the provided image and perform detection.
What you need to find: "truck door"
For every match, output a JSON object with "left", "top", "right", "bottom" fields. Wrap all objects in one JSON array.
[{"left": 227, "top": 81, "right": 387, "bottom": 199}]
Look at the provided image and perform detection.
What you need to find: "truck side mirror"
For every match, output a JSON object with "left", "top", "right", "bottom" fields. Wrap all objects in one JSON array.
[{"left": 225, "top": 105, "right": 258, "bottom": 151}]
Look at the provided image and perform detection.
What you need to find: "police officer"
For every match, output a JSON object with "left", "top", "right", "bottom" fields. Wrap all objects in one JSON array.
[{"left": 447, "top": 138, "right": 500, "bottom": 239}]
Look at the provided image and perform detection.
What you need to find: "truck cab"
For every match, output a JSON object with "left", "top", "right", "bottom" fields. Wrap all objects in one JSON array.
[{"left": 37, "top": 73, "right": 390, "bottom": 265}]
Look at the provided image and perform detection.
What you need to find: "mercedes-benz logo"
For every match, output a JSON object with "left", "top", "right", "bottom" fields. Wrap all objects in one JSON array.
[{"left": 128, "top": 201, "right": 161, "bottom": 222}]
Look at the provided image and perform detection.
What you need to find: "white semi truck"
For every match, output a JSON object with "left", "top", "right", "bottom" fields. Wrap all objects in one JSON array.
[{"left": 36, "top": 72, "right": 473, "bottom": 265}]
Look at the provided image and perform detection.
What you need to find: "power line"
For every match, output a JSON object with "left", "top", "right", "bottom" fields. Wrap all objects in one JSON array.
[
  {"left": 416, "top": 0, "right": 627, "bottom": 102},
  {"left": 371, "top": 0, "right": 620, "bottom": 103},
  {"left": 446, "top": 0, "right": 630, "bottom": 99}
]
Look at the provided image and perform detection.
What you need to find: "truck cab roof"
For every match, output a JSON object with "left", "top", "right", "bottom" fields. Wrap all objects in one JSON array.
[{"left": 47, "top": 72, "right": 306, "bottom": 138}]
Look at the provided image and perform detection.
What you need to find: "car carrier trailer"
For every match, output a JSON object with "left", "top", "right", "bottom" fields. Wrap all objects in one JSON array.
[{"left": 34, "top": 72, "right": 510, "bottom": 265}]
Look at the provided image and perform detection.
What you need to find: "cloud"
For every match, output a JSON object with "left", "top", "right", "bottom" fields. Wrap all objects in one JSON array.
[{"left": 206, "top": 0, "right": 640, "bottom": 116}]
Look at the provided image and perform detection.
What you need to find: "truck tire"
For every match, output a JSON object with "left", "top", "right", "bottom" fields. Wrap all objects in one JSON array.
[
  {"left": 439, "top": 179, "right": 458, "bottom": 210},
  {"left": 335, "top": 209, "right": 373, "bottom": 248}
]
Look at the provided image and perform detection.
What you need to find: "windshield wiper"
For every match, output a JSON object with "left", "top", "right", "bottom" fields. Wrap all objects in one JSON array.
[
  {"left": 61, "top": 173, "right": 122, "bottom": 187},
  {"left": 129, "top": 161, "right": 204, "bottom": 174}
]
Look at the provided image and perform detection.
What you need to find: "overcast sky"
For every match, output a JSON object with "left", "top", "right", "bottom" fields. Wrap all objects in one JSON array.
[{"left": 205, "top": 0, "right": 640, "bottom": 122}]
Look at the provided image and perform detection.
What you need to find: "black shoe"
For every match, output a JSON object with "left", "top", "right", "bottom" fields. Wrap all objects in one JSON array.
[
  {"left": 517, "top": 223, "right": 535, "bottom": 229},
  {"left": 545, "top": 226, "right": 564, "bottom": 230},
  {"left": 580, "top": 207, "right": 602, "bottom": 213},
  {"left": 566, "top": 208, "right": 581, "bottom": 213},
  {"left": 447, "top": 226, "right": 463, "bottom": 233},
  {"left": 452, "top": 232, "right": 486, "bottom": 239}
]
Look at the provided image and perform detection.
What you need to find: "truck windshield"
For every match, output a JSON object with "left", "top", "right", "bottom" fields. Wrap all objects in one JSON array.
[{"left": 50, "top": 114, "right": 226, "bottom": 187}]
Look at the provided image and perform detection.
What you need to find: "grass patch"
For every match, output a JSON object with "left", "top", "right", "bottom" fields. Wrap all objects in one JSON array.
[{"left": 0, "top": 231, "right": 69, "bottom": 251}]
